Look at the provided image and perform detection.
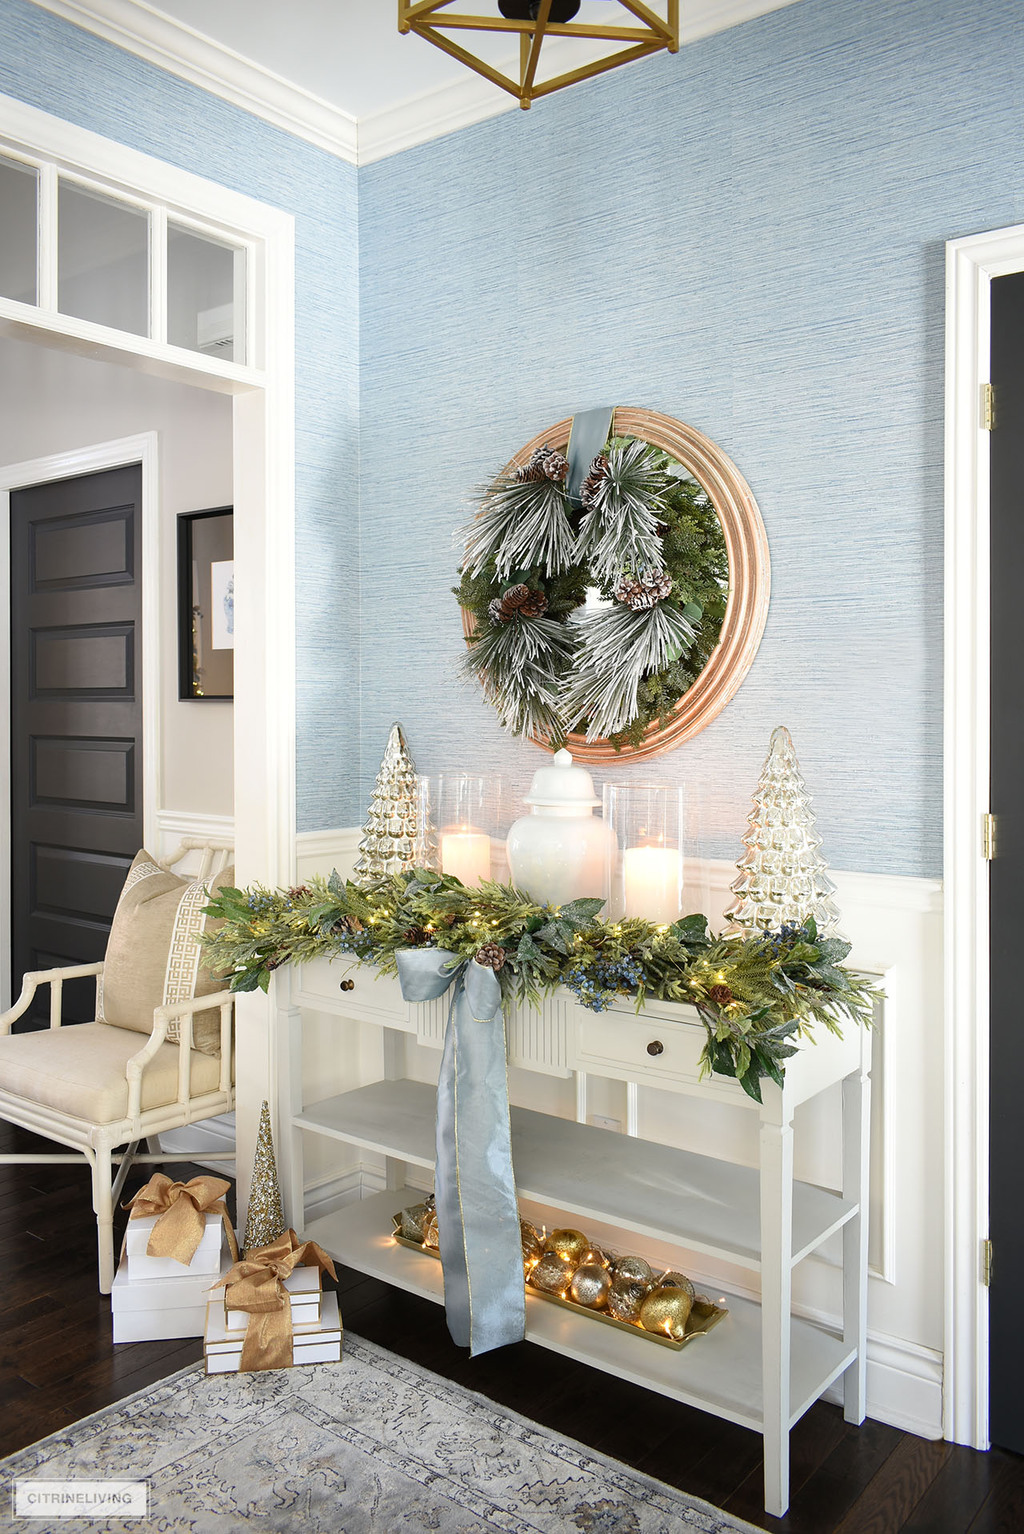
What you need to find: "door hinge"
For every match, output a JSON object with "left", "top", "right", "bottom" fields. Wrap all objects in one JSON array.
[
  {"left": 983, "top": 1239, "right": 993, "bottom": 1287},
  {"left": 983, "top": 382, "right": 996, "bottom": 430},
  {"left": 983, "top": 813, "right": 997, "bottom": 860}
]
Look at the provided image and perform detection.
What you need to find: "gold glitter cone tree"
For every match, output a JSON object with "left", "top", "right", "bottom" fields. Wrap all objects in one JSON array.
[
  {"left": 243, "top": 1099, "right": 286, "bottom": 1253},
  {"left": 353, "top": 723, "right": 434, "bottom": 883},
  {"left": 723, "top": 725, "right": 843, "bottom": 938}
]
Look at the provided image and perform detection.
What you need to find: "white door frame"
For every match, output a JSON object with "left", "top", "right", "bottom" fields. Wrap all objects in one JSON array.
[
  {"left": 0, "top": 92, "right": 296, "bottom": 1210},
  {"left": 944, "top": 220, "right": 1024, "bottom": 1449},
  {"left": 0, "top": 432, "right": 160, "bottom": 1013}
]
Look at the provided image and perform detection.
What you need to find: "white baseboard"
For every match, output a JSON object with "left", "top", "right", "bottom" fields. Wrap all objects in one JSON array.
[
  {"left": 302, "top": 1162, "right": 387, "bottom": 1224},
  {"left": 822, "top": 1332, "right": 944, "bottom": 1440}
]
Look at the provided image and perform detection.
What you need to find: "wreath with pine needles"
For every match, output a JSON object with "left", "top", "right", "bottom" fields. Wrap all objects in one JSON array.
[
  {"left": 454, "top": 434, "right": 729, "bottom": 751},
  {"left": 202, "top": 870, "right": 878, "bottom": 1103}
]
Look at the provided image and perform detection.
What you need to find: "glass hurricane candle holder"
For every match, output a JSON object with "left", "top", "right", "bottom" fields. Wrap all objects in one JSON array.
[
  {"left": 431, "top": 774, "right": 504, "bottom": 888},
  {"left": 412, "top": 774, "right": 438, "bottom": 870},
  {"left": 603, "top": 784, "right": 686, "bottom": 925}
]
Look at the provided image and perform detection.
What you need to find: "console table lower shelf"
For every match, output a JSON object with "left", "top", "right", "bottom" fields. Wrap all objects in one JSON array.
[{"left": 306, "top": 1187, "right": 856, "bottom": 1439}]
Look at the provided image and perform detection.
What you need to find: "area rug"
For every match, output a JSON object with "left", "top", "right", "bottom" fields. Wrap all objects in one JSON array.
[{"left": 1, "top": 1333, "right": 761, "bottom": 1533}]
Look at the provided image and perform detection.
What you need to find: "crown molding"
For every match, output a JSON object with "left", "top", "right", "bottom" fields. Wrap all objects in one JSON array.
[
  {"left": 31, "top": 0, "right": 802, "bottom": 166},
  {"left": 31, "top": 0, "right": 359, "bottom": 164},
  {"left": 356, "top": 68, "right": 523, "bottom": 167}
]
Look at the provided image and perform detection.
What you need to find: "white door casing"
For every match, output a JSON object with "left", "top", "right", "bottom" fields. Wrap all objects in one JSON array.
[
  {"left": 0, "top": 90, "right": 296, "bottom": 1217},
  {"left": 944, "top": 221, "right": 1024, "bottom": 1450}
]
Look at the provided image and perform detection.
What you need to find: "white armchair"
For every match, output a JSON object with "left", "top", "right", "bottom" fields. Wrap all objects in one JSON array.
[{"left": 0, "top": 840, "right": 235, "bottom": 1293}]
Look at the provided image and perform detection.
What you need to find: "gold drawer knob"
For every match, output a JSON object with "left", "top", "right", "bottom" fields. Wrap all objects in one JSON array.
[
  {"left": 646, "top": 1040, "right": 664, "bottom": 1057},
  {"left": 339, "top": 978, "right": 355, "bottom": 991}
]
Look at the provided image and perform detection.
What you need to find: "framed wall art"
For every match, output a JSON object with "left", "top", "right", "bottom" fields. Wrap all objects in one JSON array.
[{"left": 177, "top": 506, "right": 233, "bottom": 700}]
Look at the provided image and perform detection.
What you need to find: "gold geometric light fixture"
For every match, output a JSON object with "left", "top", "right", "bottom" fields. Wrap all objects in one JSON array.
[{"left": 398, "top": 2, "right": 679, "bottom": 110}]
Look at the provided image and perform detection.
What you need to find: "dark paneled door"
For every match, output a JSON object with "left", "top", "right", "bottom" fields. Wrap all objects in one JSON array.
[
  {"left": 10, "top": 464, "right": 144, "bottom": 1029},
  {"left": 989, "top": 271, "right": 1024, "bottom": 1454}
]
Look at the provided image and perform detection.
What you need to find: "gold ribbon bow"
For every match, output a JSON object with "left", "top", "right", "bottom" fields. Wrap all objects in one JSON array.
[
  {"left": 213, "top": 1229, "right": 338, "bottom": 1372},
  {"left": 124, "top": 1173, "right": 240, "bottom": 1265}
]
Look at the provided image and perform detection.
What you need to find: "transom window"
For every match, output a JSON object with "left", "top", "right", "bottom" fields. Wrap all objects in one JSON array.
[{"left": 0, "top": 149, "right": 248, "bottom": 366}]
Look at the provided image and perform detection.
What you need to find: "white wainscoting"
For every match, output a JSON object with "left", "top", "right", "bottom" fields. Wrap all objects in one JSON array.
[{"left": 291, "top": 827, "right": 945, "bottom": 1440}]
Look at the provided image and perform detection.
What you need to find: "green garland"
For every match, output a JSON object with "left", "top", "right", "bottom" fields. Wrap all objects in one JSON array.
[
  {"left": 455, "top": 435, "right": 728, "bottom": 750},
  {"left": 203, "top": 871, "right": 878, "bottom": 1103}
]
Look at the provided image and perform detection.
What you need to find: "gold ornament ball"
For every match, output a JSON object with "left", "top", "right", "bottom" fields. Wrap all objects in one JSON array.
[
  {"left": 520, "top": 1219, "right": 543, "bottom": 1265},
  {"left": 580, "top": 1247, "right": 611, "bottom": 1269},
  {"left": 544, "top": 1228, "right": 590, "bottom": 1264},
  {"left": 422, "top": 1212, "right": 440, "bottom": 1250},
  {"left": 658, "top": 1271, "right": 696, "bottom": 1302},
  {"left": 613, "top": 1254, "right": 654, "bottom": 1288},
  {"left": 569, "top": 1263, "right": 612, "bottom": 1309},
  {"left": 398, "top": 1202, "right": 433, "bottom": 1243},
  {"left": 606, "top": 1277, "right": 649, "bottom": 1323},
  {"left": 529, "top": 1252, "right": 575, "bottom": 1295},
  {"left": 639, "top": 1286, "right": 694, "bottom": 1341}
]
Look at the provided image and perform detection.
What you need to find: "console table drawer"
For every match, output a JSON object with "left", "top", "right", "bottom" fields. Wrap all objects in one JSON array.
[
  {"left": 293, "top": 959, "right": 414, "bottom": 1031},
  {"left": 575, "top": 1010, "right": 705, "bottom": 1088}
]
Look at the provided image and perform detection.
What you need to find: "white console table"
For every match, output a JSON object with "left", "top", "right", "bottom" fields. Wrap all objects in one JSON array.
[{"left": 278, "top": 958, "right": 870, "bottom": 1518}]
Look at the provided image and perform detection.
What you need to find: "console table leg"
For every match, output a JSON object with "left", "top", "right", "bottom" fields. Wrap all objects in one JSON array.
[
  {"left": 575, "top": 1070, "right": 588, "bottom": 1125},
  {"left": 277, "top": 1002, "right": 305, "bottom": 1230},
  {"left": 383, "top": 1027, "right": 407, "bottom": 1192},
  {"left": 842, "top": 1065, "right": 871, "bottom": 1424},
  {"left": 760, "top": 1107, "right": 794, "bottom": 1518}
]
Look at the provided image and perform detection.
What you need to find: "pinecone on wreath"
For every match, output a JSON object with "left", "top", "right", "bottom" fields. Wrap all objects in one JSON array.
[
  {"left": 490, "top": 583, "right": 549, "bottom": 622},
  {"left": 474, "top": 942, "right": 506, "bottom": 970},
  {"left": 614, "top": 569, "right": 674, "bottom": 610},
  {"left": 579, "top": 453, "right": 610, "bottom": 511},
  {"left": 515, "top": 445, "right": 569, "bottom": 484}
]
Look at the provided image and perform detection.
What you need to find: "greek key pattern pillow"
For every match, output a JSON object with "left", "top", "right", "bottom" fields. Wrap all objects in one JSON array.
[{"left": 100, "top": 851, "right": 233, "bottom": 1056}]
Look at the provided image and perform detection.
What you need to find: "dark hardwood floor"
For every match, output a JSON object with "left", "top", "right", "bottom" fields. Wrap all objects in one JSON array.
[{"left": 1, "top": 1119, "right": 1021, "bottom": 1532}]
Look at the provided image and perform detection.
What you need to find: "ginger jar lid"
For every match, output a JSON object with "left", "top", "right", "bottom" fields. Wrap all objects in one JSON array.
[{"left": 523, "top": 749, "right": 600, "bottom": 809}]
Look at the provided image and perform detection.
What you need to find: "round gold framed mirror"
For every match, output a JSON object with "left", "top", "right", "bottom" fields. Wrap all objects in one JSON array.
[{"left": 460, "top": 406, "right": 770, "bottom": 763}]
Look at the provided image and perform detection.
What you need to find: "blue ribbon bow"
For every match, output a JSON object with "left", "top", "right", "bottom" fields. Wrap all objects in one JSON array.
[{"left": 396, "top": 947, "right": 526, "bottom": 1356}]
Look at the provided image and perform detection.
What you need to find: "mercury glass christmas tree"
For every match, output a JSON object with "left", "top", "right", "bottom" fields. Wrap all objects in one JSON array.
[
  {"left": 243, "top": 1099, "right": 286, "bottom": 1253},
  {"left": 352, "top": 722, "right": 434, "bottom": 883},
  {"left": 723, "top": 725, "right": 843, "bottom": 938}
]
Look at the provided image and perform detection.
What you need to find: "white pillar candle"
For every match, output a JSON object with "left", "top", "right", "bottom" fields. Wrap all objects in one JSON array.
[
  {"left": 440, "top": 830, "right": 491, "bottom": 888},
  {"left": 622, "top": 845, "right": 683, "bottom": 923}
]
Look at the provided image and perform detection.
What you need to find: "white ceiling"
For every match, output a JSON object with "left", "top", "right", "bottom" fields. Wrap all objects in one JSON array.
[
  {"left": 35, "top": 0, "right": 804, "bottom": 162},
  {"left": 129, "top": 0, "right": 597, "bottom": 122}
]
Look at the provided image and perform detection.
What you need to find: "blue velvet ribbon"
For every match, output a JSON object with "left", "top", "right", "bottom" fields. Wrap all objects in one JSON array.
[{"left": 395, "top": 948, "right": 526, "bottom": 1356}]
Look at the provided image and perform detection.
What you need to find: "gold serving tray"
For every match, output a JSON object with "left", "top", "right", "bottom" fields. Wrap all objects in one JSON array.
[{"left": 392, "top": 1232, "right": 728, "bottom": 1351}]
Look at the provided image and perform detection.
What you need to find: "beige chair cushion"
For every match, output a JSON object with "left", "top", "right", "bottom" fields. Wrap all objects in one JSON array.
[
  {"left": 100, "top": 851, "right": 234, "bottom": 1056},
  {"left": 0, "top": 1023, "right": 225, "bottom": 1125}
]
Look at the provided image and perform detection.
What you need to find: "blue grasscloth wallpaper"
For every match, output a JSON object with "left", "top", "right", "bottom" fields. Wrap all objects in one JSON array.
[
  {"left": 0, "top": 0, "right": 361, "bottom": 828},
  {"left": 3, "top": 0, "right": 1023, "bottom": 877},
  {"left": 357, "top": 0, "right": 1022, "bottom": 881}
]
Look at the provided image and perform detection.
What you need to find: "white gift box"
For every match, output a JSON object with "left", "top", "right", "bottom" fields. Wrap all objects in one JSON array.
[
  {"left": 224, "top": 1264, "right": 322, "bottom": 1334},
  {"left": 204, "top": 1290, "right": 342, "bottom": 1374},
  {"left": 125, "top": 1210, "right": 225, "bottom": 1281},
  {"left": 112, "top": 1253, "right": 232, "bottom": 1343}
]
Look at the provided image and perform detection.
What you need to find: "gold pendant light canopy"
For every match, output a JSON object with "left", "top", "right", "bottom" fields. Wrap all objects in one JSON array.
[{"left": 398, "top": 2, "right": 679, "bottom": 110}]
